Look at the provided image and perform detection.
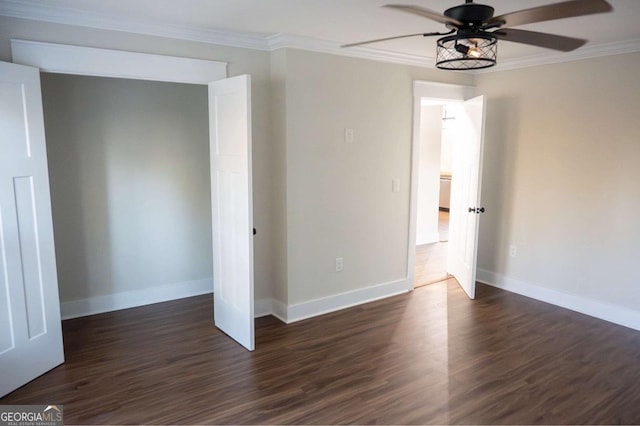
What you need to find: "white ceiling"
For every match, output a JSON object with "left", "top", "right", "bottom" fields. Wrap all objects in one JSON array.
[{"left": 2, "top": 0, "right": 640, "bottom": 70}]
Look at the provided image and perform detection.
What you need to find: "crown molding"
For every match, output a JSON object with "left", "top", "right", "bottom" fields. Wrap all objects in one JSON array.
[
  {"left": 0, "top": 0, "right": 272, "bottom": 51},
  {"left": 1, "top": 0, "right": 639, "bottom": 73},
  {"left": 480, "top": 38, "right": 640, "bottom": 73},
  {"left": 266, "top": 33, "right": 436, "bottom": 69}
]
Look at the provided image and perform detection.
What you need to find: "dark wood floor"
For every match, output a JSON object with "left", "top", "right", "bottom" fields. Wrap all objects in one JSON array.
[{"left": 3, "top": 281, "right": 640, "bottom": 424}]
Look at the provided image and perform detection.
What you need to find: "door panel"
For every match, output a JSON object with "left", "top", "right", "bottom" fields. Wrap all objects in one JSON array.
[
  {"left": 0, "top": 82, "right": 30, "bottom": 157},
  {"left": 0, "top": 61, "right": 64, "bottom": 397},
  {"left": 447, "top": 95, "right": 486, "bottom": 299},
  {"left": 209, "top": 75, "right": 254, "bottom": 351},
  {"left": 13, "top": 176, "right": 47, "bottom": 338}
]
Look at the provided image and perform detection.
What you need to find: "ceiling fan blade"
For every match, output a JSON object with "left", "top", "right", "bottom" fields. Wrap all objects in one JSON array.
[
  {"left": 493, "top": 28, "right": 587, "bottom": 51},
  {"left": 488, "top": 0, "right": 612, "bottom": 28},
  {"left": 384, "top": 4, "right": 463, "bottom": 27},
  {"left": 342, "top": 32, "right": 443, "bottom": 48}
]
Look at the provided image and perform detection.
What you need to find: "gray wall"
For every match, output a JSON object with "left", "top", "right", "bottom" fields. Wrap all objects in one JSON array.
[
  {"left": 476, "top": 52, "right": 640, "bottom": 313},
  {"left": 41, "top": 73, "right": 211, "bottom": 302},
  {"left": 275, "top": 49, "right": 473, "bottom": 305}
]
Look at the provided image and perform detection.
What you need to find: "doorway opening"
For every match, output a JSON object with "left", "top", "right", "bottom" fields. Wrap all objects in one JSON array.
[
  {"left": 407, "top": 80, "right": 486, "bottom": 299},
  {"left": 414, "top": 102, "right": 462, "bottom": 288},
  {"left": 39, "top": 72, "right": 213, "bottom": 317}
]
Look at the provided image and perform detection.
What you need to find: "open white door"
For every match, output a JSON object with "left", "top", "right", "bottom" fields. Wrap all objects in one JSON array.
[
  {"left": 208, "top": 75, "right": 254, "bottom": 351},
  {"left": 0, "top": 61, "right": 64, "bottom": 396},
  {"left": 447, "top": 95, "right": 486, "bottom": 299}
]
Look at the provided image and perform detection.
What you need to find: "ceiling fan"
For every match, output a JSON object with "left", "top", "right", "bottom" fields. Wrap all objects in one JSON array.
[{"left": 343, "top": 0, "right": 613, "bottom": 70}]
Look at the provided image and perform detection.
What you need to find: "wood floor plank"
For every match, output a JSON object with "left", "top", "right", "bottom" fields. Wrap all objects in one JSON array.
[{"left": 2, "top": 281, "right": 640, "bottom": 424}]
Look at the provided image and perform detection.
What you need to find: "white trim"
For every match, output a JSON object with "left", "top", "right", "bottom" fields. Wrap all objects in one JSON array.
[
  {"left": 254, "top": 298, "right": 285, "bottom": 321},
  {"left": 0, "top": 0, "right": 271, "bottom": 51},
  {"left": 270, "top": 300, "right": 288, "bottom": 323},
  {"left": 477, "top": 268, "right": 640, "bottom": 332},
  {"left": 11, "top": 39, "right": 227, "bottom": 83},
  {"left": 286, "top": 279, "right": 409, "bottom": 323},
  {"left": 254, "top": 298, "right": 288, "bottom": 323},
  {"left": 60, "top": 278, "right": 213, "bottom": 320},
  {"left": 407, "top": 93, "right": 421, "bottom": 290},
  {"left": 266, "top": 34, "right": 435, "bottom": 69},
  {"left": 61, "top": 283, "right": 281, "bottom": 322},
  {"left": 482, "top": 38, "right": 640, "bottom": 73},
  {"left": 254, "top": 298, "right": 273, "bottom": 318},
  {"left": 413, "top": 80, "right": 475, "bottom": 101},
  {"left": 3, "top": 1, "right": 637, "bottom": 72}
]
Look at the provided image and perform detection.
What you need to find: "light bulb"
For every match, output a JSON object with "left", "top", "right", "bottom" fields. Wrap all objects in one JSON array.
[{"left": 467, "top": 46, "right": 483, "bottom": 58}]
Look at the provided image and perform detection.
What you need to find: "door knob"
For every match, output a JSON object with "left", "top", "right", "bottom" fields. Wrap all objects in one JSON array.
[{"left": 469, "top": 207, "right": 486, "bottom": 214}]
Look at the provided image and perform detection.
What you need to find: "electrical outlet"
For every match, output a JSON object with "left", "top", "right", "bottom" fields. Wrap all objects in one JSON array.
[
  {"left": 335, "top": 257, "right": 344, "bottom": 272},
  {"left": 345, "top": 128, "right": 355, "bottom": 143},
  {"left": 509, "top": 245, "right": 517, "bottom": 258}
]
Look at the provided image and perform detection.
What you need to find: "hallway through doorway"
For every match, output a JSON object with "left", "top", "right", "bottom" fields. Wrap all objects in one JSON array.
[{"left": 414, "top": 210, "right": 450, "bottom": 288}]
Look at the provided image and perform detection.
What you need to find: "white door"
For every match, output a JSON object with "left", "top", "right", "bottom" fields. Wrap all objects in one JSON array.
[
  {"left": 0, "top": 61, "right": 64, "bottom": 397},
  {"left": 447, "top": 95, "right": 486, "bottom": 299},
  {"left": 208, "top": 75, "right": 255, "bottom": 351}
]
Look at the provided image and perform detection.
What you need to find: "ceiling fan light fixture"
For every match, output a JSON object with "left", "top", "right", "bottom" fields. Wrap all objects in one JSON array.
[
  {"left": 345, "top": 1, "right": 613, "bottom": 71},
  {"left": 436, "top": 33, "right": 497, "bottom": 70}
]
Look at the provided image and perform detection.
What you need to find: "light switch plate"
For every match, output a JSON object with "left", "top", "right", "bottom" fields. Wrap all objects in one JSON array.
[{"left": 392, "top": 179, "right": 400, "bottom": 193}]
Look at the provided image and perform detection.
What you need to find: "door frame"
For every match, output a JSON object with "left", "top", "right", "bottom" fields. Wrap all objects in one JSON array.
[
  {"left": 407, "top": 81, "right": 476, "bottom": 290},
  {"left": 11, "top": 39, "right": 227, "bottom": 83}
]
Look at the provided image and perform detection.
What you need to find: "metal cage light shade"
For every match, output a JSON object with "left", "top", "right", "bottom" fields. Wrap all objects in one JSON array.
[{"left": 436, "top": 33, "right": 497, "bottom": 70}]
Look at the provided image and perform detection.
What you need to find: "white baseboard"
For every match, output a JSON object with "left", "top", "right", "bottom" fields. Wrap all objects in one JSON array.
[
  {"left": 271, "top": 299, "right": 288, "bottom": 323},
  {"left": 285, "top": 278, "right": 410, "bottom": 323},
  {"left": 59, "top": 269, "right": 640, "bottom": 332},
  {"left": 254, "top": 298, "right": 272, "bottom": 318},
  {"left": 477, "top": 268, "right": 640, "bottom": 331},
  {"left": 60, "top": 277, "right": 409, "bottom": 326},
  {"left": 60, "top": 278, "right": 214, "bottom": 320},
  {"left": 254, "top": 298, "right": 278, "bottom": 319},
  {"left": 253, "top": 298, "right": 288, "bottom": 323}
]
